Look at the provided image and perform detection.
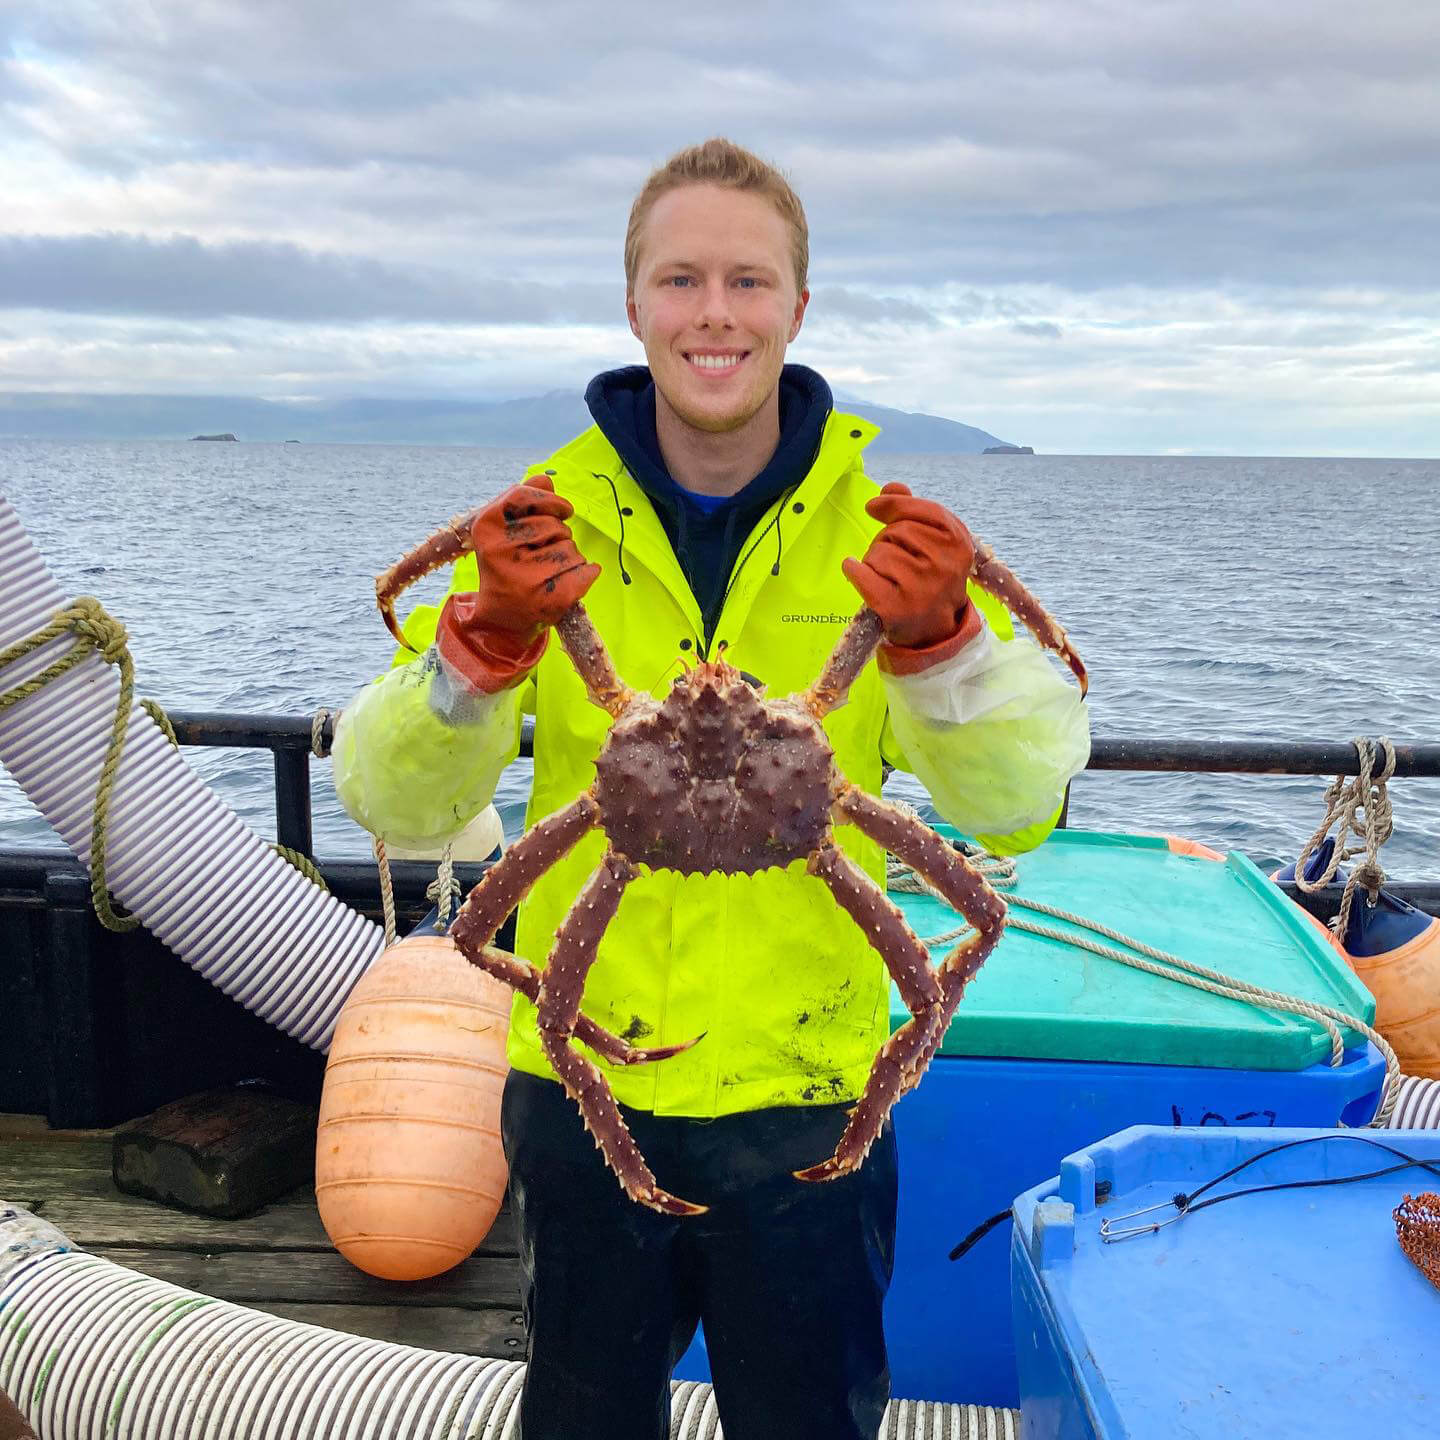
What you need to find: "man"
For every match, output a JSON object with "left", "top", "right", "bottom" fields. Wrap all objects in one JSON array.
[{"left": 334, "top": 138, "right": 1089, "bottom": 1439}]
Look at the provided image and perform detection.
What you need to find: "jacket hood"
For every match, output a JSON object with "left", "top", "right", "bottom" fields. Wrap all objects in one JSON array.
[{"left": 582, "top": 363, "right": 834, "bottom": 640}]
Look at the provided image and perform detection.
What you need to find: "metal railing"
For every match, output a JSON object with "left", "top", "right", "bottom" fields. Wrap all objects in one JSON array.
[
  {"left": 4, "top": 712, "right": 1438, "bottom": 1126},
  {"left": 5, "top": 711, "right": 1436, "bottom": 907}
]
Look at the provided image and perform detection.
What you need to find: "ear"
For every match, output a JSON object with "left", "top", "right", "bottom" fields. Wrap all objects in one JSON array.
[
  {"left": 788, "top": 287, "right": 810, "bottom": 344},
  {"left": 626, "top": 291, "right": 642, "bottom": 341}
]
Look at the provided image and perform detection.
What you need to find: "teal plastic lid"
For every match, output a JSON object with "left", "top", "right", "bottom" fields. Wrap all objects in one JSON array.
[{"left": 886, "top": 828, "right": 1376, "bottom": 1071}]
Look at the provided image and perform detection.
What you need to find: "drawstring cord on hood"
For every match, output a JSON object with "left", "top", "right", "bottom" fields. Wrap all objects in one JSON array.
[{"left": 595, "top": 468, "right": 633, "bottom": 585}]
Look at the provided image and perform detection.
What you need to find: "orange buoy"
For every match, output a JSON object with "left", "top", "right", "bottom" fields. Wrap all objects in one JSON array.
[
  {"left": 1273, "top": 838, "right": 1440, "bottom": 1072},
  {"left": 1158, "top": 833, "right": 1226, "bottom": 862},
  {"left": 1341, "top": 893, "right": 1440, "bottom": 1081},
  {"left": 315, "top": 933, "right": 512, "bottom": 1280}
]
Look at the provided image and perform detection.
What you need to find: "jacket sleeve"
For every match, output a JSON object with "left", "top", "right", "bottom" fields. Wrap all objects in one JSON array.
[
  {"left": 879, "top": 598, "right": 1090, "bottom": 855},
  {"left": 332, "top": 595, "right": 533, "bottom": 852}
]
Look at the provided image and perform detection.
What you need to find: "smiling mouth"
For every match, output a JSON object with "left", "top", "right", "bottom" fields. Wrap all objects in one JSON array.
[{"left": 683, "top": 351, "right": 749, "bottom": 373}]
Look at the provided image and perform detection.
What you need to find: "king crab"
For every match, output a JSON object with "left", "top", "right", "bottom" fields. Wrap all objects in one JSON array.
[{"left": 376, "top": 514, "right": 1087, "bottom": 1215}]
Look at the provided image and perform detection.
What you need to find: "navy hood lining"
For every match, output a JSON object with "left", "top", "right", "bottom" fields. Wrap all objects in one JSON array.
[{"left": 583, "top": 364, "right": 833, "bottom": 645}]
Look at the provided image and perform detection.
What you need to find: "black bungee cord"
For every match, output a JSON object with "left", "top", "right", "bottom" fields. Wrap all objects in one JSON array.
[{"left": 948, "top": 1133, "right": 1440, "bottom": 1261}]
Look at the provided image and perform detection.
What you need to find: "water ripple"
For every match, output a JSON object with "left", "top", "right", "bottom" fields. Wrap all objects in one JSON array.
[{"left": 3, "top": 441, "right": 1437, "bottom": 879}]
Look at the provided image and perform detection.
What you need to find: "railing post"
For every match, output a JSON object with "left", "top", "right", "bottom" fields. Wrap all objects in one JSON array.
[
  {"left": 274, "top": 750, "right": 313, "bottom": 858},
  {"left": 42, "top": 870, "right": 104, "bottom": 1128}
]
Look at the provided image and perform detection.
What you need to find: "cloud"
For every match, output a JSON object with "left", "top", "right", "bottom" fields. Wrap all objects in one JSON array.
[
  {"left": 807, "top": 288, "right": 941, "bottom": 329},
  {"left": 1, "top": 0, "right": 1438, "bottom": 452},
  {"left": 0, "top": 232, "right": 619, "bottom": 324}
]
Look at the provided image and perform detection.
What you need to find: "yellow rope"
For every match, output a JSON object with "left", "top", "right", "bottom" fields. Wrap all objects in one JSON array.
[
  {"left": 0, "top": 598, "right": 143, "bottom": 931},
  {"left": 271, "top": 844, "right": 328, "bottom": 890},
  {"left": 140, "top": 697, "right": 178, "bottom": 748}
]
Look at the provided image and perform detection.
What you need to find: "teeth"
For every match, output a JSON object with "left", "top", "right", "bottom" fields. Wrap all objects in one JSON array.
[{"left": 688, "top": 354, "right": 743, "bottom": 370}]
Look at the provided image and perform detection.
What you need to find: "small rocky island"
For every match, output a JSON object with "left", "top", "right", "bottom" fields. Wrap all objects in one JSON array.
[
  {"left": 983, "top": 444, "right": 1035, "bottom": 455},
  {"left": 191, "top": 433, "right": 237, "bottom": 442}
]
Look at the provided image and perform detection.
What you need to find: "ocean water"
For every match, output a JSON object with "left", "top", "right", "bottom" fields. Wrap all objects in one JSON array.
[{"left": 2, "top": 439, "right": 1437, "bottom": 880}]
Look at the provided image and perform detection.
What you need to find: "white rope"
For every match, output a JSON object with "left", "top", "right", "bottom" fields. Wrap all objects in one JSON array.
[
  {"left": 1291, "top": 736, "right": 1396, "bottom": 942},
  {"left": 887, "top": 848, "right": 1402, "bottom": 1128},
  {"left": 427, "top": 843, "right": 462, "bottom": 928},
  {"left": 372, "top": 834, "right": 397, "bottom": 948}
]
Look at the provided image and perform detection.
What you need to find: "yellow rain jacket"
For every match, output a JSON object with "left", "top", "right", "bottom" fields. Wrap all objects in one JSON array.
[{"left": 334, "top": 413, "right": 1090, "bottom": 1117}]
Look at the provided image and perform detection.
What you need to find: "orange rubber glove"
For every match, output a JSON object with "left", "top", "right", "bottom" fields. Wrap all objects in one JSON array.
[
  {"left": 436, "top": 475, "right": 600, "bottom": 693},
  {"left": 842, "top": 482, "right": 983, "bottom": 675}
]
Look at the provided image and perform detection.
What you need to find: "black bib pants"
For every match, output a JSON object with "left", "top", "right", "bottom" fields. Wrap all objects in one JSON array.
[{"left": 501, "top": 1070, "right": 898, "bottom": 1440}]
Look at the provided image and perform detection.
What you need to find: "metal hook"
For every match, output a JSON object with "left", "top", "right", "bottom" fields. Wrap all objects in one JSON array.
[{"left": 1098, "top": 1196, "right": 1188, "bottom": 1243}]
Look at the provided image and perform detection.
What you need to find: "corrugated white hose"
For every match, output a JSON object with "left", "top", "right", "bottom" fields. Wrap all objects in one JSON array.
[
  {"left": 0, "top": 496, "right": 383, "bottom": 1050},
  {"left": 1385, "top": 1074, "right": 1440, "bottom": 1130},
  {"left": 0, "top": 1207, "right": 1017, "bottom": 1440}
]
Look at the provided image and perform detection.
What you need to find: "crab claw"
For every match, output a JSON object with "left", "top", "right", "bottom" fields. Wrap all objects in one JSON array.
[
  {"left": 792, "top": 1156, "right": 855, "bottom": 1184},
  {"left": 615, "top": 1030, "right": 707, "bottom": 1066},
  {"left": 376, "top": 591, "right": 411, "bottom": 649},
  {"left": 639, "top": 1186, "right": 710, "bottom": 1218}
]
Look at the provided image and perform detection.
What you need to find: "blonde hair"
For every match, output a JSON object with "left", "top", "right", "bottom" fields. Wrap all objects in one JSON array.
[{"left": 624, "top": 137, "right": 809, "bottom": 295}]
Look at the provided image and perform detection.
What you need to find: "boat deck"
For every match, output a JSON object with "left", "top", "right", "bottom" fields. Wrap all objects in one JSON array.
[{"left": 0, "top": 1118, "right": 527, "bottom": 1361}]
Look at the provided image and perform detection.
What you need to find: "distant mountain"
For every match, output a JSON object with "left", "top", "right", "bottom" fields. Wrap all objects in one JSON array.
[
  {"left": 0, "top": 389, "right": 1015, "bottom": 454},
  {"left": 834, "top": 395, "right": 1013, "bottom": 453}
]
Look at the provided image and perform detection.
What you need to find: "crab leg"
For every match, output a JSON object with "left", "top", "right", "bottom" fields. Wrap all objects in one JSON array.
[
  {"left": 972, "top": 542, "right": 1088, "bottom": 696},
  {"left": 838, "top": 787, "right": 1008, "bottom": 1083},
  {"left": 538, "top": 851, "right": 708, "bottom": 1217},
  {"left": 452, "top": 794, "right": 601, "bottom": 948},
  {"left": 795, "top": 787, "right": 1007, "bottom": 1183},
  {"left": 805, "top": 608, "right": 886, "bottom": 719},
  {"left": 375, "top": 508, "right": 483, "bottom": 648},
  {"left": 450, "top": 794, "right": 697, "bottom": 1067},
  {"left": 462, "top": 944, "right": 700, "bottom": 1069},
  {"left": 797, "top": 839, "right": 948, "bottom": 1182},
  {"left": 555, "top": 605, "right": 632, "bottom": 718},
  {"left": 807, "top": 542, "right": 1088, "bottom": 717}
]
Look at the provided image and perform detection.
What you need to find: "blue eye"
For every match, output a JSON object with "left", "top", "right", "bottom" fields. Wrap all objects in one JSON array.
[{"left": 667, "top": 276, "right": 693, "bottom": 287}]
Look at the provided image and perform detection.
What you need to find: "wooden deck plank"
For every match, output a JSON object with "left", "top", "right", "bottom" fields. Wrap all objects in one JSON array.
[
  {"left": 241, "top": 1304, "right": 527, "bottom": 1357},
  {"left": 97, "top": 1247, "right": 523, "bottom": 1310},
  {"left": 0, "top": 1131, "right": 527, "bottom": 1361},
  {"left": 30, "top": 1191, "right": 517, "bottom": 1256},
  {"left": 0, "top": 1139, "right": 517, "bottom": 1254}
]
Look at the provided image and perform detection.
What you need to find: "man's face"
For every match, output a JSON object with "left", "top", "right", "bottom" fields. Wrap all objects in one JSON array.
[{"left": 627, "top": 184, "right": 809, "bottom": 434}]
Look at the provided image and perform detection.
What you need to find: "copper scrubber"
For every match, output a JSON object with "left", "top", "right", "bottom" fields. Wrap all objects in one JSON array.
[{"left": 1394, "top": 1192, "right": 1440, "bottom": 1289}]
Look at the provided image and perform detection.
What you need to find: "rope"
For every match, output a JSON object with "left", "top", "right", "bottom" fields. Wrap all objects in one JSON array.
[
  {"left": 0, "top": 598, "right": 148, "bottom": 932},
  {"left": 272, "top": 844, "right": 328, "bottom": 890},
  {"left": 311, "top": 707, "right": 336, "bottom": 759},
  {"left": 1291, "top": 736, "right": 1395, "bottom": 942},
  {"left": 887, "top": 845, "right": 1402, "bottom": 1128},
  {"left": 426, "top": 844, "right": 462, "bottom": 929},
  {"left": 373, "top": 835, "right": 397, "bottom": 947},
  {"left": 140, "top": 697, "right": 177, "bottom": 747}
]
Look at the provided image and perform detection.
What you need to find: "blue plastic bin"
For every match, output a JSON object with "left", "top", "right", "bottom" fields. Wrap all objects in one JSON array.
[
  {"left": 673, "top": 1044, "right": 1384, "bottom": 1403},
  {"left": 677, "top": 831, "right": 1384, "bottom": 1407},
  {"left": 1012, "top": 1125, "right": 1440, "bottom": 1438},
  {"left": 881, "top": 1043, "right": 1383, "bottom": 1407}
]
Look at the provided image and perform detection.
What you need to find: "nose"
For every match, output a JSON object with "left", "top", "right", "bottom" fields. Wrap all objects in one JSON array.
[{"left": 694, "top": 279, "right": 735, "bottom": 331}]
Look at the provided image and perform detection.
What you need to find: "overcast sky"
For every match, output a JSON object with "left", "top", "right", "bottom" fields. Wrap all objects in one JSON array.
[{"left": 3, "top": 0, "right": 1438, "bottom": 454}]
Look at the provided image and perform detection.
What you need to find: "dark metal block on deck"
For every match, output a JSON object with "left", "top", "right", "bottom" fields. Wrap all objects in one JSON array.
[{"left": 112, "top": 1085, "right": 318, "bottom": 1220}]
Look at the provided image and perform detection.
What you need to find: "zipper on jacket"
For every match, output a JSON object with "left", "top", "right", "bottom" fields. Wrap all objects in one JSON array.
[{"left": 701, "top": 486, "right": 798, "bottom": 659}]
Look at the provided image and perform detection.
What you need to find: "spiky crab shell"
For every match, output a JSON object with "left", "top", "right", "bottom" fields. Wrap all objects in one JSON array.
[{"left": 592, "top": 660, "right": 836, "bottom": 875}]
